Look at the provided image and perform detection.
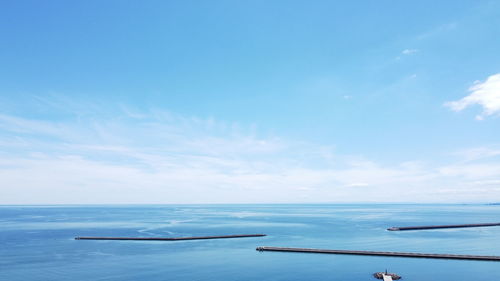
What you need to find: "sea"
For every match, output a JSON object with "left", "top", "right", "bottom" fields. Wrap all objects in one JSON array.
[{"left": 1, "top": 204, "right": 499, "bottom": 281}]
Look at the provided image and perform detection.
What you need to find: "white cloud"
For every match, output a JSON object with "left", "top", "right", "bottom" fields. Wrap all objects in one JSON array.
[
  {"left": 445, "top": 73, "right": 500, "bottom": 119},
  {"left": 402, "top": 49, "right": 418, "bottom": 55},
  {"left": 439, "top": 163, "right": 500, "bottom": 179},
  {"left": 454, "top": 146, "right": 500, "bottom": 162},
  {"left": 1, "top": 104, "right": 500, "bottom": 204}
]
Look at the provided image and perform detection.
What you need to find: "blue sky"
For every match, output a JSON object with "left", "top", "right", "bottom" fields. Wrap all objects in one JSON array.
[{"left": 1, "top": 0, "right": 499, "bottom": 203}]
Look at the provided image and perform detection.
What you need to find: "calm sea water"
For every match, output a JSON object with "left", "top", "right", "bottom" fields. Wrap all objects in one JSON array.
[{"left": 1, "top": 204, "right": 499, "bottom": 281}]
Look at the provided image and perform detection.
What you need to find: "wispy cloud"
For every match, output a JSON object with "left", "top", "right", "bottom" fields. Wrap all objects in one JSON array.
[
  {"left": 453, "top": 146, "right": 500, "bottom": 162},
  {"left": 1, "top": 100, "right": 500, "bottom": 203},
  {"left": 416, "top": 22, "right": 457, "bottom": 40},
  {"left": 402, "top": 49, "right": 418, "bottom": 55},
  {"left": 445, "top": 73, "right": 500, "bottom": 120}
]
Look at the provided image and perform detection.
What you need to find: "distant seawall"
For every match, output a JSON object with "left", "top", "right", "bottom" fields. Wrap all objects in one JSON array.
[
  {"left": 256, "top": 246, "right": 500, "bottom": 261},
  {"left": 387, "top": 223, "right": 500, "bottom": 231},
  {"left": 75, "top": 234, "right": 266, "bottom": 241}
]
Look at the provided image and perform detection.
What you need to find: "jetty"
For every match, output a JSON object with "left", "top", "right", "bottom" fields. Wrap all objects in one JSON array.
[
  {"left": 387, "top": 222, "right": 500, "bottom": 231},
  {"left": 256, "top": 246, "right": 500, "bottom": 261},
  {"left": 76, "top": 234, "right": 266, "bottom": 241}
]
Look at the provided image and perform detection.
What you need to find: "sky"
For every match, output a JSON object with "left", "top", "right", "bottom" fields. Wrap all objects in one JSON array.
[{"left": 1, "top": 0, "right": 500, "bottom": 204}]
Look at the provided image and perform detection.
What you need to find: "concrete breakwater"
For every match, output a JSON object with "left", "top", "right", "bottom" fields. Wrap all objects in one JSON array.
[
  {"left": 256, "top": 246, "right": 500, "bottom": 261},
  {"left": 76, "top": 234, "right": 266, "bottom": 241},
  {"left": 387, "top": 222, "right": 500, "bottom": 231}
]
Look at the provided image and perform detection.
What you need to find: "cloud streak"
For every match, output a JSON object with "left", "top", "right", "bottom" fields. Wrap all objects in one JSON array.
[
  {"left": 1, "top": 103, "right": 500, "bottom": 204},
  {"left": 402, "top": 49, "right": 418, "bottom": 55}
]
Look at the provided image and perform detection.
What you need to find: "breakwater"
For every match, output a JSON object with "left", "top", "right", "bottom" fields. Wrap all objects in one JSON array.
[
  {"left": 387, "top": 222, "right": 500, "bottom": 231},
  {"left": 256, "top": 246, "right": 500, "bottom": 261},
  {"left": 76, "top": 234, "right": 266, "bottom": 241}
]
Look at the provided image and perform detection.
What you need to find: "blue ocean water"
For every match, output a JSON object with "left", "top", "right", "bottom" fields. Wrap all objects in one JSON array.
[{"left": 1, "top": 204, "right": 499, "bottom": 281}]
